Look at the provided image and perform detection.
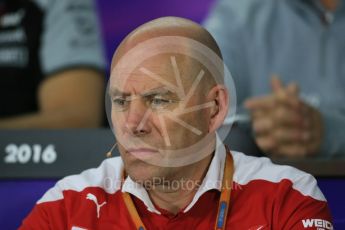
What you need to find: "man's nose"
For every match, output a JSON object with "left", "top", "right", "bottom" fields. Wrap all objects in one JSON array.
[{"left": 125, "top": 99, "right": 151, "bottom": 136}]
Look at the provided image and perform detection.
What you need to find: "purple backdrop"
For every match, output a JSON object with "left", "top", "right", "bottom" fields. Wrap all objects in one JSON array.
[{"left": 95, "top": 0, "right": 215, "bottom": 69}]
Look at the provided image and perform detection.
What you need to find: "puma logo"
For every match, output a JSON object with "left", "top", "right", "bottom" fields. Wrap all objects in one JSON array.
[{"left": 86, "top": 193, "right": 106, "bottom": 218}]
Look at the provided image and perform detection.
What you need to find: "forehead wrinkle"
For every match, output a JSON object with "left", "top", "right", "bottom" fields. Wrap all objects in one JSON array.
[{"left": 112, "top": 54, "right": 212, "bottom": 101}]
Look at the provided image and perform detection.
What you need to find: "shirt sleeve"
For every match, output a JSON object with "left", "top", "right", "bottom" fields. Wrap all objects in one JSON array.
[
  {"left": 273, "top": 175, "right": 333, "bottom": 230},
  {"left": 19, "top": 199, "right": 68, "bottom": 230},
  {"left": 204, "top": 0, "right": 345, "bottom": 158},
  {"left": 40, "top": 0, "right": 106, "bottom": 75},
  {"left": 19, "top": 204, "right": 51, "bottom": 230}
]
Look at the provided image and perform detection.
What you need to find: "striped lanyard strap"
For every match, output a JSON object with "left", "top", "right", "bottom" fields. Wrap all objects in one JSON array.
[{"left": 122, "top": 145, "right": 234, "bottom": 230}]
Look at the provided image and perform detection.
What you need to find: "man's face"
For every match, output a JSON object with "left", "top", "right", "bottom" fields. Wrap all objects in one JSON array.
[{"left": 110, "top": 54, "right": 212, "bottom": 182}]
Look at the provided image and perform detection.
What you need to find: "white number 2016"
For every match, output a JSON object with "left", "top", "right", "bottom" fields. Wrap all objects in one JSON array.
[{"left": 4, "top": 144, "right": 57, "bottom": 164}]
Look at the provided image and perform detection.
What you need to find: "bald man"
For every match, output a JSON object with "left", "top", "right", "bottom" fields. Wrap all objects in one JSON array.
[{"left": 20, "top": 17, "right": 332, "bottom": 230}]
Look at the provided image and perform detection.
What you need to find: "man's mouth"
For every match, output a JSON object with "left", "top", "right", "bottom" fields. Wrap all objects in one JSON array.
[{"left": 126, "top": 148, "right": 159, "bottom": 158}]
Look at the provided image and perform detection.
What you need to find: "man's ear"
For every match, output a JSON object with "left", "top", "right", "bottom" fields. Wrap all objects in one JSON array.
[{"left": 207, "top": 85, "right": 229, "bottom": 133}]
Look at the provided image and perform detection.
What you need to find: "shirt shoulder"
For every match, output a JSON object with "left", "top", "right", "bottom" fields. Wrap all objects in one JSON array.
[
  {"left": 231, "top": 151, "right": 325, "bottom": 201},
  {"left": 38, "top": 156, "right": 124, "bottom": 204},
  {"left": 20, "top": 157, "right": 136, "bottom": 229},
  {"left": 230, "top": 151, "right": 333, "bottom": 229}
]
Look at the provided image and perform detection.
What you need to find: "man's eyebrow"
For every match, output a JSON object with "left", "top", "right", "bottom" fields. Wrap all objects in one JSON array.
[
  {"left": 140, "top": 87, "right": 176, "bottom": 97},
  {"left": 110, "top": 86, "right": 177, "bottom": 97}
]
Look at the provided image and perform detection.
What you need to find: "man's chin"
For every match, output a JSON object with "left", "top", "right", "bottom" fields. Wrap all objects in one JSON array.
[{"left": 124, "top": 158, "right": 160, "bottom": 183}]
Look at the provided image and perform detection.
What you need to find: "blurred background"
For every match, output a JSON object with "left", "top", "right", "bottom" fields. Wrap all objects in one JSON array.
[{"left": 0, "top": 0, "right": 345, "bottom": 229}]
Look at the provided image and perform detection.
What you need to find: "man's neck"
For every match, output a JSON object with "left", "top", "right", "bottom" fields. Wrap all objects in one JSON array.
[{"left": 147, "top": 153, "right": 214, "bottom": 215}]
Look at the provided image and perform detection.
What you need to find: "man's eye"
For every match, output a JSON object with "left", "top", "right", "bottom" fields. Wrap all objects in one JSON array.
[
  {"left": 113, "top": 98, "right": 127, "bottom": 106},
  {"left": 151, "top": 98, "right": 170, "bottom": 106}
]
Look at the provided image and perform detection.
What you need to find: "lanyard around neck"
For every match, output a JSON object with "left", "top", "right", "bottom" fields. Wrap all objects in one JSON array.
[{"left": 122, "top": 146, "right": 234, "bottom": 230}]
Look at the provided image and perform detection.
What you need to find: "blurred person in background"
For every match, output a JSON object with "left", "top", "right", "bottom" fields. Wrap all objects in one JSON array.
[
  {"left": 0, "top": 0, "right": 106, "bottom": 128},
  {"left": 204, "top": 0, "right": 345, "bottom": 158}
]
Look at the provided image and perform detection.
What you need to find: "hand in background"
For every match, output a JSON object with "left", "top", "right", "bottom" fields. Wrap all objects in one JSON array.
[{"left": 245, "top": 76, "right": 323, "bottom": 157}]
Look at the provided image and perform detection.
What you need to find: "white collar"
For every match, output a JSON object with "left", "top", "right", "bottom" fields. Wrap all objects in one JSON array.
[{"left": 121, "top": 134, "right": 227, "bottom": 214}]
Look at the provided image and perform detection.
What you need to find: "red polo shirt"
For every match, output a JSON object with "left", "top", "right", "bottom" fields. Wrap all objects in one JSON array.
[{"left": 20, "top": 139, "right": 333, "bottom": 230}]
